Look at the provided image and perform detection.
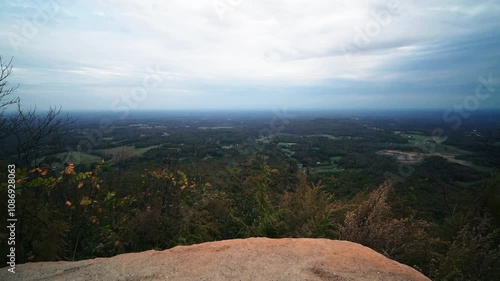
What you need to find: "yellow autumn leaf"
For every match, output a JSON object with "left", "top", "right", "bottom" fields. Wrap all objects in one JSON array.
[{"left": 80, "top": 196, "right": 91, "bottom": 206}]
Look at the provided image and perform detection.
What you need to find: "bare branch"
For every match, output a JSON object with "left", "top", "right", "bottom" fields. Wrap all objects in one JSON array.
[
  {"left": 8, "top": 105, "right": 76, "bottom": 168},
  {"left": 0, "top": 56, "right": 75, "bottom": 168},
  {"left": 0, "top": 56, "right": 20, "bottom": 111}
]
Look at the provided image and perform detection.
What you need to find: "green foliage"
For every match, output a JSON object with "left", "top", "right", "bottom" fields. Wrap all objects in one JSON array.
[
  {"left": 3, "top": 154, "right": 499, "bottom": 281},
  {"left": 247, "top": 164, "right": 284, "bottom": 237},
  {"left": 280, "top": 171, "right": 339, "bottom": 238},
  {"left": 339, "top": 182, "right": 435, "bottom": 270},
  {"left": 31, "top": 220, "right": 70, "bottom": 261},
  {"left": 433, "top": 214, "right": 500, "bottom": 281},
  {"left": 3, "top": 56, "right": 499, "bottom": 281}
]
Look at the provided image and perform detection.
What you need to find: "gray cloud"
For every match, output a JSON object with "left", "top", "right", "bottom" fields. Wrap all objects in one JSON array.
[{"left": 0, "top": 0, "right": 498, "bottom": 110}]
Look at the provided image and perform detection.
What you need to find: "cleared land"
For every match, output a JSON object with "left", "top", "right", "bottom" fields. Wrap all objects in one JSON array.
[{"left": 96, "top": 145, "right": 159, "bottom": 161}]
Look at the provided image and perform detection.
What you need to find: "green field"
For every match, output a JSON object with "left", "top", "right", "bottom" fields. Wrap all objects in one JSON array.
[
  {"left": 278, "top": 142, "right": 298, "bottom": 147},
  {"left": 199, "top": 126, "right": 234, "bottom": 130},
  {"left": 434, "top": 144, "right": 472, "bottom": 156},
  {"left": 278, "top": 142, "right": 297, "bottom": 156},
  {"left": 394, "top": 131, "right": 496, "bottom": 173},
  {"left": 307, "top": 156, "right": 344, "bottom": 174},
  {"left": 398, "top": 132, "right": 472, "bottom": 156},
  {"left": 307, "top": 134, "right": 340, "bottom": 140},
  {"left": 49, "top": 152, "right": 102, "bottom": 166},
  {"left": 96, "top": 145, "right": 159, "bottom": 159},
  {"left": 309, "top": 166, "right": 344, "bottom": 174},
  {"left": 330, "top": 156, "right": 342, "bottom": 164}
]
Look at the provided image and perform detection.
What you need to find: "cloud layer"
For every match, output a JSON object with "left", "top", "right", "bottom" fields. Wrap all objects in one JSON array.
[{"left": 1, "top": 0, "right": 499, "bottom": 110}]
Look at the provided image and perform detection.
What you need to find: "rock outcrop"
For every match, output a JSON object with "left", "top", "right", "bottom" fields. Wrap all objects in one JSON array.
[{"left": 2, "top": 238, "right": 430, "bottom": 281}]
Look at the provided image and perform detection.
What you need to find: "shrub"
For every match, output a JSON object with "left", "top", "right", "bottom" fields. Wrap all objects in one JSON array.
[{"left": 339, "top": 182, "right": 433, "bottom": 270}]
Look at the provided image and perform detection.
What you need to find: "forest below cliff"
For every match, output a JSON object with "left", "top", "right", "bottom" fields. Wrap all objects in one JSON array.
[{"left": 1, "top": 107, "right": 499, "bottom": 281}]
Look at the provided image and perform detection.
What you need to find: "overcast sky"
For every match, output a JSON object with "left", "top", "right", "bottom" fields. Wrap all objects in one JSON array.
[{"left": 1, "top": 0, "right": 499, "bottom": 111}]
